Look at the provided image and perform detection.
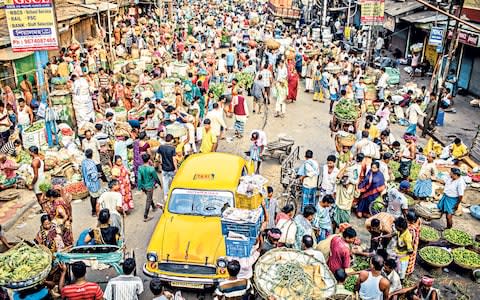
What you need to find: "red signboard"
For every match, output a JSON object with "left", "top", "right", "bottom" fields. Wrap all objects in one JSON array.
[{"left": 448, "top": 29, "right": 480, "bottom": 47}]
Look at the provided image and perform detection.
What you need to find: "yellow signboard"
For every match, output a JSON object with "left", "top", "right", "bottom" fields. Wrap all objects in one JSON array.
[
  {"left": 5, "top": 0, "right": 59, "bottom": 52},
  {"left": 360, "top": 0, "right": 385, "bottom": 25}
]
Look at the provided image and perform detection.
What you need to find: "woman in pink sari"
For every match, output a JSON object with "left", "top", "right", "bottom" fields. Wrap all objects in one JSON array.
[
  {"left": 287, "top": 67, "right": 299, "bottom": 102},
  {"left": 111, "top": 155, "right": 134, "bottom": 212}
]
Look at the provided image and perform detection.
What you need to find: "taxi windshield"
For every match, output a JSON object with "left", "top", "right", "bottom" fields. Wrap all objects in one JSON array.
[{"left": 168, "top": 189, "right": 234, "bottom": 216}]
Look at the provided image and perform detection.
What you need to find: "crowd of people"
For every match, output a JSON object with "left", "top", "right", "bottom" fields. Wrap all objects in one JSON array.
[{"left": 0, "top": 0, "right": 474, "bottom": 299}]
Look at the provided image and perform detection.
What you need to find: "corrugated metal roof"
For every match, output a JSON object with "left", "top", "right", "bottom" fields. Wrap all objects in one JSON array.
[
  {"left": 384, "top": 0, "right": 423, "bottom": 17},
  {"left": 401, "top": 10, "right": 449, "bottom": 23}
]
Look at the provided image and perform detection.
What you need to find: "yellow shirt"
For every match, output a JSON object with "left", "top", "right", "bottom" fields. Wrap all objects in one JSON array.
[
  {"left": 200, "top": 128, "right": 217, "bottom": 153},
  {"left": 395, "top": 229, "right": 413, "bottom": 261},
  {"left": 451, "top": 143, "right": 468, "bottom": 158},
  {"left": 369, "top": 125, "right": 380, "bottom": 139},
  {"left": 57, "top": 62, "right": 69, "bottom": 78}
]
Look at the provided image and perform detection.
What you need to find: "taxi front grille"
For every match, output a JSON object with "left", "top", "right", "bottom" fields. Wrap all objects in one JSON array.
[{"left": 158, "top": 263, "right": 217, "bottom": 275}]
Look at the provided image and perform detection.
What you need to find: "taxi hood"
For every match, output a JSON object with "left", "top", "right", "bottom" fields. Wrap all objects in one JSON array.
[{"left": 150, "top": 214, "right": 225, "bottom": 265}]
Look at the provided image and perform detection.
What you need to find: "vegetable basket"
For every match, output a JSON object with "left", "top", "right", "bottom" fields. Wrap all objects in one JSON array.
[
  {"left": 452, "top": 248, "right": 480, "bottom": 270},
  {"left": 419, "top": 226, "right": 440, "bottom": 243},
  {"left": 419, "top": 246, "right": 453, "bottom": 268},
  {"left": 71, "top": 190, "right": 89, "bottom": 200},
  {"left": 443, "top": 229, "right": 474, "bottom": 247},
  {"left": 0, "top": 243, "right": 52, "bottom": 290}
]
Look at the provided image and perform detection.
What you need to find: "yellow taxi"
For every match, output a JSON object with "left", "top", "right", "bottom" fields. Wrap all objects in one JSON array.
[{"left": 143, "top": 152, "right": 253, "bottom": 289}]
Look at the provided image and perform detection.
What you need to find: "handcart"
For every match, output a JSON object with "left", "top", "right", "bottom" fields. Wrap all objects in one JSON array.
[
  {"left": 264, "top": 136, "right": 295, "bottom": 163},
  {"left": 55, "top": 218, "right": 135, "bottom": 282},
  {"left": 278, "top": 146, "right": 302, "bottom": 212}
]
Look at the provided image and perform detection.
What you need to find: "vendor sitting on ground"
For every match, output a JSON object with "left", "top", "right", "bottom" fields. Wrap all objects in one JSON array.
[
  {"left": 0, "top": 154, "right": 17, "bottom": 189},
  {"left": 84, "top": 209, "right": 120, "bottom": 246},
  {"left": 442, "top": 137, "right": 469, "bottom": 162}
]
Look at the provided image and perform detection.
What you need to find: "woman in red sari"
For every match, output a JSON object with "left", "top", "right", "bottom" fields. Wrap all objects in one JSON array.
[
  {"left": 287, "top": 66, "right": 299, "bottom": 102},
  {"left": 111, "top": 155, "right": 134, "bottom": 212}
]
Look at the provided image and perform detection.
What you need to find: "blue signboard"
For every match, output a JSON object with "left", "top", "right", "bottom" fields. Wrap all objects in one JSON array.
[{"left": 429, "top": 27, "right": 444, "bottom": 46}]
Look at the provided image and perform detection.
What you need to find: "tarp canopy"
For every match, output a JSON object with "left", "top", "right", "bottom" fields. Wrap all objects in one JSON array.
[
  {"left": 0, "top": 48, "right": 33, "bottom": 61},
  {"left": 401, "top": 10, "right": 449, "bottom": 24},
  {"left": 384, "top": 0, "right": 423, "bottom": 17}
]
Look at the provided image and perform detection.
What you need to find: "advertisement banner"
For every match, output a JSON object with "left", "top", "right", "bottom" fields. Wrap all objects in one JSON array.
[
  {"left": 5, "top": 0, "right": 59, "bottom": 52},
  {"left": 360, "top": 0, "right": 385, "bottom": 25}
]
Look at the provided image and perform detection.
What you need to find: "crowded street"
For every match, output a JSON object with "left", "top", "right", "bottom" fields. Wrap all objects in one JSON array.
[{"left": 0, "top": 0, "right": 480, "bottom": 299}]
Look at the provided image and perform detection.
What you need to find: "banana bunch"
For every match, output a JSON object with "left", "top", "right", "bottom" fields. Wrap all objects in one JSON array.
[{"left": 0, "top": 244, "right": 51, "bottom": 283}]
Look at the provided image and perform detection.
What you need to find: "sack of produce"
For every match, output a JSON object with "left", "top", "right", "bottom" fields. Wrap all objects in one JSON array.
[
  {"left": 22, "top": 121, "right": 46, "bottom": 149},
  {"left": 265, "top": 38, "right": 280, "bottom": 50},
  {"left": 0, "top": 242, "right": 51, "bottom": 289}
]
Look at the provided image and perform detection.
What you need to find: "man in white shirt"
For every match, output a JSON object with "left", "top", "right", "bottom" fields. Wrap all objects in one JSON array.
[
  {"left": 382, "top": 258, "right": 402, "bottom": 295},
  {"left": 302, "top": 235, "right": 326, "bottom": 263},
  {"left": 437, "top": 167, "right": 466, "bottom": 228},
  {"left": 375, "top": 36, "right": 384, "bottom": 57},
  {"left": 97, "top": 179, "right": 124, "bottom": 232},
  {"left": 321, "top": 155, "right": 340, "bottom": 196},
  {"left": 205, "top": 102, "right": 227, "bottom": 138},
  {"left": 298, "top": 150, "right": 320, "bottom": 211},
  {"left": 386, "top": 181, "right": 410, "bottom": 218},
  {"left": 276, "top": 60, "right": 288, "bottom": 82},
  {"left": 104, "top": 258, "right": 143, "bottom": 300},
  {"left": 405, "top": 98, "right": 426, "bottom": 135},
  {"left": 376, "top": 67, "right": 389, "bottom": 101}
]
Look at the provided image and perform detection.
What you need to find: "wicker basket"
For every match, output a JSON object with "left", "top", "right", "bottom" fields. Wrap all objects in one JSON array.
[
  {"left": 452, "top": 248, "right": 480, "bottom": 270},
  {"left": 71, "top": 190, "right": 89, "bottom": 200},
  {"left": 419, "top": 226, "right": 440, "bottom": 243},
  {"left": 419, "top": 246, "right": 453, "bottom": 268},
  {"left": 0, "top": 244, "right": 52, "bottom": 290}
]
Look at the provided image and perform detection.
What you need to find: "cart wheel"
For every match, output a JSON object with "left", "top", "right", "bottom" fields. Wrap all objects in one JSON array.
[
  {"left": 279, "top": 154, "right": 287, "bottom": 164},
  {"left": 286, "top": 145, "right": 292, "bottom": 155}
]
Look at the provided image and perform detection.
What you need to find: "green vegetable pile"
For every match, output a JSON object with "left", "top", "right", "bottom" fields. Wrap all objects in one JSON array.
[
  {"left": 334, "top": 99, "right": 358, "bottom": 121},
  {"left": 443, "top": 229, "right": 473, "bottom": 246},
  {"left": 352, "top": 256, "right": 370, "bottom": 271},
  {"left": 0, "top": 243, "right": 50, "bottom": 283},
  {"left": 420, "top": 226, "right": 440, "bottom": 242},
  {"left": 345, "top": 275, "right": 357, "bottom": 292},
  {"left": 452, "top": 248, "right": 480, "bottom": 269},
  {"left": 419, "top": 246, "right": 452, "bottom": 266},
  {"left": 235, "top": 72, "right": 254, "bottom": 90},
  {"left": 209, "top": 83, "right": 226, "bottom": 99},
  {"left": 24, "top": 122, "right": 44, "bottom": 133},
  {"left": 39, "top": 181, "right": 52, "bottom": 193},
  {"left": 410, "top": 161, "right": 421, "bottom": 180}
]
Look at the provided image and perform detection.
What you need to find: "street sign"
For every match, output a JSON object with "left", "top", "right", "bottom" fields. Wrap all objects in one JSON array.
[
  {"left": 428, "top": 27, "right": 444, "bottom": 46},
  {"left": 4, "top": 0, "right": 59, "bottom": 52},
  {"left": 360, "top": 0, "right": 385, "bottom": 25}
]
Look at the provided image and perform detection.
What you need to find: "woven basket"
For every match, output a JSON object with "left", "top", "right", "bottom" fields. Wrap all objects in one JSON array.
[
  {"left": 419, "top": 226, "right": 440, "bottom": 243},
  {"left": 452, "top": 249, "right": 480, "bottom": 270},
  {"left": 71, "top": 190, "right": 89, "bottom": 200},
  {"left": 419, "top": 246, "right": 453, "bottom": 268}
]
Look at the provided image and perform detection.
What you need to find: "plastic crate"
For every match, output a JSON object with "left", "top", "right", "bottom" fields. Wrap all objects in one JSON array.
[
  {"left": 235, "top": 193, "right": 263, "bottom": 210},
  {"left": 221, "top": 210, "right": 263, "bottom": 238},
  {"left": 225, "top": 237, "right": 256, "bottom": 258}
]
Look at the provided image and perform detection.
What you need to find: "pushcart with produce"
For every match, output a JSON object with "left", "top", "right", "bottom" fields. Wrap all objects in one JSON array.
[{"left": 330, "top": 99, "right": 361, "bottom": 133}]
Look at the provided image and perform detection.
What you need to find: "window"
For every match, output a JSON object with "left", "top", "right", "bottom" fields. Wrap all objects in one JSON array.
[{"left": 168, "top": 189, "right": 234, "bottom": 216}]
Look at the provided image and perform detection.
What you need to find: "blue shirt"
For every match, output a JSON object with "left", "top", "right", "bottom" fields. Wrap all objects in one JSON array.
[{"left": 226, "top": 52, "right": 235, "bottom": 66}]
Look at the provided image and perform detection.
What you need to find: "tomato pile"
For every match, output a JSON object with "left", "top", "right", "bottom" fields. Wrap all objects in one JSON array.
[{"left": 63, "top": 182, "right": 87, "bottom": 194}]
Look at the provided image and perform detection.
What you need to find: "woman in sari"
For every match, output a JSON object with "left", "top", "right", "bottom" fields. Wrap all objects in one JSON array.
[
  {"left": 111, "top": 155, "right": 134, "bottom": 212},
  {"left": 35, "top": 214, "right": 65, "bottom": 253},
  {"left": 133, "top": 131, "right": 151, "bottom": 183},
  {"left": 287, "top": 67, "right": 299, "bottom": 102},
  {"left": 357, "top": 161, "right": 386, "bottom": 218},
  {"left": 46, "top": 189, "right": 73, "bottom": 247},
  {"left": 406, "top": 211, "right": 421, "bottom": 277}
]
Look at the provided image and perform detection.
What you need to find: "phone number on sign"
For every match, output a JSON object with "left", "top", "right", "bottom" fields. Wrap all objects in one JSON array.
[{"left": 14, "top": 37, "right": 56, "bottom": 44}]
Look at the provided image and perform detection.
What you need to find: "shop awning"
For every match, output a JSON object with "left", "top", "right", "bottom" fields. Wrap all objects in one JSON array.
[
  {"left": 0, "top": 48, "right": 33, "bottom": 61},
  {"left": 384, "top": 0, "right": 423, "bottom": 17},
  {"left": 400, "top": 10, "right": 448, "bottom": 24}
]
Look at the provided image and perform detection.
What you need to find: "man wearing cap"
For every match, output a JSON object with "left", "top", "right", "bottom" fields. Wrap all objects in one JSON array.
[
  {"left": 437, "top": 167, "right": 466, "bottom": 228},
  {"left": 386, "top": 181, "right": 410, "bottom": 218}
]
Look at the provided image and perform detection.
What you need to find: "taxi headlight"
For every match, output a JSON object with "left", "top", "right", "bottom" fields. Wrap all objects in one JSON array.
[
  {"left": 216, "top": 257, "right": 227, "bottom": 268},
  {"left": 147, "top": 252, "right": 158, "bottom": 262}
]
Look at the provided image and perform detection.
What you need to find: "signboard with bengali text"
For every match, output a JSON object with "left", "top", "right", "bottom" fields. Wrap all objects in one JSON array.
[
  {"left": 360, "top": 0, "right": 385, "bottom": 25},
  {"left": 5, "top": 0, "right": 59, "bottom": 52}
]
